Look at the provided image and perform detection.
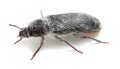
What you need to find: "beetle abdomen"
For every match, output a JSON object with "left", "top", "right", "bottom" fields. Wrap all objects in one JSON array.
[{"left": 47, "top": 13, "right": 101, "bottom": 34}]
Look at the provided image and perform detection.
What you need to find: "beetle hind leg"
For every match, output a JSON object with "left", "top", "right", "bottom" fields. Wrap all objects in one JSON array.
[
  {"left": 80, "top": 36, "right": 109, "bottom": 43},
  {"left": 73, "top": 32, "right": 109, "bottom": 43}
]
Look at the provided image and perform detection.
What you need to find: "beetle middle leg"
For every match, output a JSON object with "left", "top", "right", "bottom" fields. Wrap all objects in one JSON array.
[
  {"left": 54, "top": 35, "right": 83, "bottom": 54},
  {"left": 31, "top": 36, "right": 45, "bottom": 60}
]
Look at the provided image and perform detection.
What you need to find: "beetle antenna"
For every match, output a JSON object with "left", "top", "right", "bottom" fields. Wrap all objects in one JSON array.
[
  {"left": 40, "top": 10, "right": 44, "bottom": 18},
  {"left": 14, "top": 37, "right": 23, "bottom": 45},
  {"left": 9, "top": 24, "right": 21, "bottom": 29}
]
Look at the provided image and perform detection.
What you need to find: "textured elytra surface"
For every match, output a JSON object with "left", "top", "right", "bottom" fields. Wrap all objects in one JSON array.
[{"left": 47, "top": 13, "right": 101, "bottom": 34}]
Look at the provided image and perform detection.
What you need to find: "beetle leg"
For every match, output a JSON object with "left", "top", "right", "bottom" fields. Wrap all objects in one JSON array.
[
  {"left": 54, "top": 35, "right": 83, "bottom": 54},
  {"left": 31, "top": 36, "right": 45, "bottom": 60},
  {"left": 73, "top": 32, "right": 109, "bottom": 43},
  {"left": 80, "top": 36, "right": 109, "bottom": 43}
]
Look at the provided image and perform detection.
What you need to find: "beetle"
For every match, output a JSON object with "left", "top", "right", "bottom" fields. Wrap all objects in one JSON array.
[{"left": 9, "top": 12, "right": 108, "bottom": 60}]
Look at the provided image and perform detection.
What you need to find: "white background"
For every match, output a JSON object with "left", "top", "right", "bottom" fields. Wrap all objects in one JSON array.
[{"left": 0, "top": 0, "right": 120, "bottom": 69}]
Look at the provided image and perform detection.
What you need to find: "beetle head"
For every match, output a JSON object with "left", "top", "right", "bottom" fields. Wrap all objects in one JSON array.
[
  {"left": 9, "top": 24, "right": 29, "bottom": 38},
  {"left": 19, "top": 27, "right": 30, "bottom": 37},
  {"left": 9, "top": 24, "right": 28, "bottom": 44}
]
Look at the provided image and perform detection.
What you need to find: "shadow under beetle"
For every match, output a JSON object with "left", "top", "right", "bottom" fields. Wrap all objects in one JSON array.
[{"left": 9, "top": 12, "right": 109, "bottom": 60}]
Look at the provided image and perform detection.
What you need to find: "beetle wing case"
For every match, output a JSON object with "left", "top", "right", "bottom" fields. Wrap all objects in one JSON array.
[{"left": 47, "top": 13, "right": 101, "bottom": 35}]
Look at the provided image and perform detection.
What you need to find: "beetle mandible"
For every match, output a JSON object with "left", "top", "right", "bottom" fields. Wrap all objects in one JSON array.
[{"left": 9, "top": 12, "right": 108, "bottom": 60}]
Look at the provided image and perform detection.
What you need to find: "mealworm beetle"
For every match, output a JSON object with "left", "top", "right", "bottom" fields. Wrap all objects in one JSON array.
[{"left": 9, "top": 12, "right": 108, "bottom": 60}]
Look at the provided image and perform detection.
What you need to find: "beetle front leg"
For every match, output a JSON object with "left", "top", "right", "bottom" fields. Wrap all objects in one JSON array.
[{"left": 31, "top": 36, "right": 45, "bottom": 60}]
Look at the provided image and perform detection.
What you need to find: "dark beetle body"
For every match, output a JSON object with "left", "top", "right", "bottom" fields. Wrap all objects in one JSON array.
[
  {"left": 19, "top": 13, "right": 101, "bottom": 37},
  {"left": 10, "top": 13, "right": 106, "bottom": 60}
]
